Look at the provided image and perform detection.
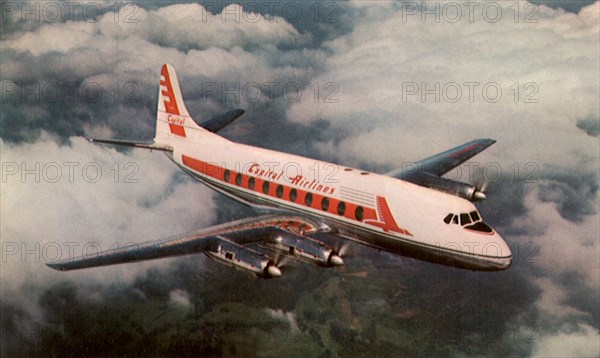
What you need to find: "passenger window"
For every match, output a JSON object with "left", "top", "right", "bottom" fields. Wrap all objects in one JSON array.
[
  {"left": 289, "top": 188, "right": 297, "bottom": 202},
  {"left": 248, "top": 177, "right": 255, "bottom": 190},
  {"left": 235, "top": 173, "right": 242, "bottom": 186},
  {"left": 262, "top": 181, "right": 269, "bottom": 194},
  {"left": 460, "top": 213, "right": 471, "bottom": 226},
  {"left": 355, "top": 206, "right": 364, "bottom": 221},
  {"left": 321, "top": 197, "right": 329, "bottom": 211},
  {"left": 470, "top": 211, "right": 480, "bottom": 222},
  {"left": 276, "top": 185, "right": 284, "bottom": 198},
  {"left": 337, "top": 201, "right": 346, "bottom": 216},
  {"left": 224, "top": 170, "right": 230, "bottom": 182},
  {"left": 305, "top": 193, "right": 313, "bottom": 206},
  {"left": 443, "top": 214, "right": 453, "bottom": 224}
]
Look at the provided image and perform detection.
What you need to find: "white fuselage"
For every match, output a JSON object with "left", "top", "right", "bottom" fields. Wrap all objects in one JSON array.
[{"left": 171, "top": 129, "right": 512, "bottom": 271}]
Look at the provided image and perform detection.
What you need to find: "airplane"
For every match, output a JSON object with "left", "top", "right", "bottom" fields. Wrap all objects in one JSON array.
[{"left": 47, "top": 64, "right": 512, "bottom": 278}]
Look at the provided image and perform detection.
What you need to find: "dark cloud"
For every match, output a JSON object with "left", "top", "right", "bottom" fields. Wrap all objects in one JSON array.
[
  {"left": 538, "top": 170, "right": 598, "bottom": 222},
  {"left": 532, "top": 0, "right": 598, "bottom": 12},
  {"left": 576, "top": 117, "right": 600, "bottom": 137}
]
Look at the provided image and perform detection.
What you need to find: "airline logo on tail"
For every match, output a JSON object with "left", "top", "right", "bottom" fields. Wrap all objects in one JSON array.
[{"left": 160, "top": 65, "right": 187, "bottom": 137}]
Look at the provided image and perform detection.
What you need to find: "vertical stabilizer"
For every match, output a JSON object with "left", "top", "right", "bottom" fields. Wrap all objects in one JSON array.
[{"left": 155, "top": 64, "right": 203, "bottom": 145}]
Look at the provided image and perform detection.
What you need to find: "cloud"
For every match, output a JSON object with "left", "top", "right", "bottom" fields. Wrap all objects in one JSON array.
[
  {"left": 2, "top": 3, "right": 309, "bottom": 57},
  {"left": 533, "top": 323, "right": 600, "bottom": 357},
  {"left": 287, "top": 1, "right": 599, "bottom": 170},
  {"left": 576, "top": 116, "right": 600, "bottom": 137},
  {"left": 265, "top": 308, "right": 301, "bottom": 335},
  {"left": 0, "top": 134, "right": 217, "bottom": 308},
  {"left": 0, "top": 3, "right": 322, "bottom": 143},
  {"left": 510, "top": 189, "right": 599, "bottom": 285},
  {"left": 538, "top": 169, "right": 598, "bottom": 222},
  {"left": 168, "top": 289, "right": 193, "bottom": 309}
]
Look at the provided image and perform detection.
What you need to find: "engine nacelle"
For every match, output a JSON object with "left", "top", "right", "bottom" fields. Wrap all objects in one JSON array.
[
  {"left": 204, "top": 238, "right": 281, "bottom": 279},
  {"left": 263, "top": 233, "right": 344, "bottom": 267},
  {"left": 418, "top": 173, "right": 486, "bottom": 201}
]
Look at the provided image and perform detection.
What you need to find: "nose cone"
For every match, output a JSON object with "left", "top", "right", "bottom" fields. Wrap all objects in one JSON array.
[
  {"left": 473, "top": 191, "right": 487, "bottom": 201},
  {"left": 489, "top": 233, "right": 513, "bottom": 270},
  {"left": 267, "top": 265, "right": 282, "bottom": 278},
  {"left": 329, "top": 254, "right": 344, "bottom": 266}
]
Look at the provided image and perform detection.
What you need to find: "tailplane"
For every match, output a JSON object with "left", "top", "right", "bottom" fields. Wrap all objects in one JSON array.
[{"left": 87, "top": 64, "right": 244, "bottom": 151}]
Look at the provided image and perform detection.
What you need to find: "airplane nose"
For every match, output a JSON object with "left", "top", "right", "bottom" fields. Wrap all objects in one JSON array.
[
  {"left": 267, "top": 265, "right": 282, "bottom": 278},
  {"left": 495, "top": 234, "right": 512, "bottom": 258},
  {"left": 490, "top": 233, "right": 513, "bottom": 269},
  {"left": 329, "top": 254, "right": 344, "bottom": 266}
]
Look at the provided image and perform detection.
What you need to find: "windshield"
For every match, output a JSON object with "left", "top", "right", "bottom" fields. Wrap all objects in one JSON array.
[{"left": 443, "top": 210, "right": 493, "bottom": 233}]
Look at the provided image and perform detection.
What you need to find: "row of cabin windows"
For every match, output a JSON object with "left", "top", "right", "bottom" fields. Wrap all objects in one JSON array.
[
  {"left": 223, "top": 169, "right": 364, "bottom": 221},
  {"left": 443, "top": 211, "right": 481, "bottom": 226}
]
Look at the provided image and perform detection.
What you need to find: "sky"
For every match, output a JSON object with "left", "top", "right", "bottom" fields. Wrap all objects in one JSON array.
[{"left": 1, "top": 1, "right": 599, "bottom": 356}]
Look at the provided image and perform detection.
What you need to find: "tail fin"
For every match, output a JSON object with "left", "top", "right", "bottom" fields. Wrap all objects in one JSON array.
[
  {"left": 87, "top": 64, "right": 243, "bottom": 152},
  {"left": 154, "top": 64, "right": 204, "bottom": 144}
]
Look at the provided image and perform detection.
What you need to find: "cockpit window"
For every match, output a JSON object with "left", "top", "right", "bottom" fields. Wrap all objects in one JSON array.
[
  {"left": 443, "top": 214, "right": 453, "bottom": 224},
  {"left": 464, "top": 221, "right": 493, "bottom": 233},
  {"left": 444, "top": 210, "right": 484, "bottom": 226},
  {"left": 460, "top": 213, "right": 472, "bottom": 226}
]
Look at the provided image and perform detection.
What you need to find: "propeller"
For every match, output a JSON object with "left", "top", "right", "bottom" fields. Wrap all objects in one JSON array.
[
  {"left": 328, "top": 241, "right": 353, "bottom": 266},
  {"left": 265, "top": 250, "right": 298, "bottom": 278},
  {"left": 337, "top": 242, "right": 352, "bottom": 257},
  {"left": 273, "top": 251, "right": 291, "bottom": 268},
  {"left": 472, "top": 167, "right": 490, "bottom": 201}
]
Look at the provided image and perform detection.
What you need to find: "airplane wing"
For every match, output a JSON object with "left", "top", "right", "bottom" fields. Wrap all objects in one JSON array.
[
  {"left": 386, "top": 138, "right": 496, "bottom": 180},
  {"left": 46, "top": 215, "right": 328, "bottom": 272}
]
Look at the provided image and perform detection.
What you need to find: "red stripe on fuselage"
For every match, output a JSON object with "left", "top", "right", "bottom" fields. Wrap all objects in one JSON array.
[{"left": 181, "top": 154, "right": 411, "bottom": 236}]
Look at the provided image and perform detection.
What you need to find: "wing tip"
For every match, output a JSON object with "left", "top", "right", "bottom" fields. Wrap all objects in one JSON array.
[{"left": 46, "top": 263, "right": 66, "bottom": 271}]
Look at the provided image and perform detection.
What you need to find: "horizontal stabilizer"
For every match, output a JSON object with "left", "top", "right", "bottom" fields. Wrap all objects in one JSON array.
[
  {"left": 87, "top": 138, "right": 173, "bottom": 152},
  {"left": 197, "top": 109, "right": 245, "bottom": 133}
]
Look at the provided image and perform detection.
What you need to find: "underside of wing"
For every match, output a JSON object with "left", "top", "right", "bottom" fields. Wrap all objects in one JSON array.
[{"left": 47, "top": 214, "right": 343, "bottom": 277}]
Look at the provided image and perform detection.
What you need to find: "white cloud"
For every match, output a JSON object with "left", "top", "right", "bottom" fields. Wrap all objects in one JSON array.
[
  {"left": 511, "top": 189, "right": 599, "bottom": 284},
  {"left": 534, "top": 277, "right": 590, "bottom": 320},
  {"left": 2, "top": 3, "right": 309, "bottom": 58},
  {"left": 0, "top": 2, "right": 321, "bottom": 141},
  {"left": 0, "top": 135, "right": 217, "bottom": 304},
  {"left": 287, "top": 1, "right": 599, "bottom": 169},
  {"left": 533, "top": 323, "right": 600, "bottom": 357},
  {"left": 168, "top": 289, "right": 193, "bottom": 309},
  {"left": 265, "top": 308, "right": 301, "bottom": 335}
]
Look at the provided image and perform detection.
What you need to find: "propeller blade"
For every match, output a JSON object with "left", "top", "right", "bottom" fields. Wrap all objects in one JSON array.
[
  {"left": 276, "top": 254, "right": 291, "bottom": 268},
  {"left": 338, "top": 242, "right": 351, "bottom": 257},
  {"left": 472, "top": 167, "right": 490, "bottom": 201}
]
